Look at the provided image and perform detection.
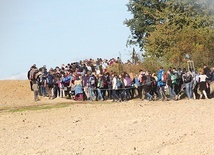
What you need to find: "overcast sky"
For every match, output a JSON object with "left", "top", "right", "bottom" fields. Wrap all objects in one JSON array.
[{"left": 0, "top": 0, "right": 134, "bottom": 80}]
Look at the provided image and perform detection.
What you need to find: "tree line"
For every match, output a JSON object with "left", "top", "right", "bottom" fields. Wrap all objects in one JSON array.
[{"left": 124, "top": 0, "right": 214, "bottom": 70}]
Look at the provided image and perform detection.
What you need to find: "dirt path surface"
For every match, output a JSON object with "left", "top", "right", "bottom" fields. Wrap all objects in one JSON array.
[{"left": 0, "top": 80, "right": 213, "bottom": 154}]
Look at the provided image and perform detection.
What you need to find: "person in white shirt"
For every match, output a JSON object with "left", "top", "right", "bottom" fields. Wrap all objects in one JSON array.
[
  {"left": 198, "top": 71, "right": 208, "bottom": 99},
  {"left": 111, "top": 73, "right": 121, "bottom": 102}
]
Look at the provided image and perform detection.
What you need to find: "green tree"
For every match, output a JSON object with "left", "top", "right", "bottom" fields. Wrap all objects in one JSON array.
[
  {"left": 125, "top": 0, "right": 214, "bottom": 68},
  {"left": 124, "top": 0, "right": 167, "bottom": 48}
]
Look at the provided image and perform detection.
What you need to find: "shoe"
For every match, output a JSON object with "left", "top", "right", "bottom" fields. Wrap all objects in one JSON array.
[
  {"left": 149, "top": 97, "right": 153, "bottom": 101},
  {"left": 177, "top": 95, "right": 181, "bottom": 100},
  {"left": 162, "top": 98, "right": 167, "bottom": 101}
]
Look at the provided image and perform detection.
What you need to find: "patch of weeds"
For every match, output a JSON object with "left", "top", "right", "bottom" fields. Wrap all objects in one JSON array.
[
  {"left": 1, "top": 100, "right": 121, "bottom": 113},
  {"left": 8, "top": 102, "right": 71, "bottom": 113}
]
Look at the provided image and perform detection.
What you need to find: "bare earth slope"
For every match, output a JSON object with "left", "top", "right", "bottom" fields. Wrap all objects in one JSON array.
[
  {"left": 0, "top": 80, "right": 72, "bottom": 109},
  {"left": 0, "top": 80, "right": 213, "bottom": 154}
]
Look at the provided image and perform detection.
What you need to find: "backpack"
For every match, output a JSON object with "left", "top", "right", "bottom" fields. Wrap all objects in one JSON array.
[
  {"left": 206, "top": 71, "right": 212, "bottom": 81},
  {"left": 151, "top": 77, "right": 157, "bottom": 87},
  {"left": 171, "top": 74, "right": 177, "bottom": 84},
  {"left": 161, "top": 71, "right": 167, "bottom": 82},
  {"left": 183, "top": 74, "right": 192, "bottom": 83},
  {"left": 27, "top": 70, "right": 31, "bottom": 80},
  {"left": 141, "top": 74, "right": 146, "bottom": 84},
  {"left": 145, "top": 75, "right": 152, "bottom": 86},
  {"left": 177, "top": 71, "right": 182, "bottom": 80},
  {"left": 38, "top": 74, "right": 44, "bottom": 85},
  {"left": 105, "top": 75, "right": 111, "bottom": 85},
  {"left": 46, "top": 74, "right": 54, "bottom": 86},
  {"left": 212, "top": 72, "right": 214, "bottom": 81},
  {"left": 116, "top": 79, "right": 122, "bottom": 88},
  {"left": 134, "top": 78, "right": 140, "bottom": 87},
  {"left": 62, "top": 75, "right": 71, "bottom": 84},
  {"left": 89, "top": 76, "right": 96, "bottom": 86},
  {"left": 31, "top": 69, "right": 39, "bottom": 81},
  {"left": 125, "top": 77, "right": 132, "bottom": 86},
  {"left": 167, "top": 74, "right": 172, "bottom": 86},
  {"left": 97, "top": 77, "right": 104, "bottom": 88},
  {"left": 103, "top": 76, "right": 108, "bottom": 86}
]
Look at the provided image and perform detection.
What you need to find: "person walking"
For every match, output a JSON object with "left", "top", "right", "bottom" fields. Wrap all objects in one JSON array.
[
  {"left": 157, "top": 67, "right": 167, "bottom": 101},
  {"left": 182, "top": 68, "right": 193, "bottom": 99},
  {"left": 198, "top": 70, "right": 208, "bottom": 99}
]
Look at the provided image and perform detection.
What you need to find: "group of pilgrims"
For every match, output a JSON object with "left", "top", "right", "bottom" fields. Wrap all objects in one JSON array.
[{"left": 27, "top": 58, "right": 214, "bottom": 102}]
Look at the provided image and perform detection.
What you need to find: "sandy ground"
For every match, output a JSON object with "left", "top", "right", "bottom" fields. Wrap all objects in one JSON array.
[{"left": 0, "top": 80, "right": 213, "bottom": 155}]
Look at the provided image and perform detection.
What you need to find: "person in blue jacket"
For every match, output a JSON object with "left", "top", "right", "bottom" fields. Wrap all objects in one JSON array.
[{"left": 157, "top": 67, "right": 167, "bottom": 101}]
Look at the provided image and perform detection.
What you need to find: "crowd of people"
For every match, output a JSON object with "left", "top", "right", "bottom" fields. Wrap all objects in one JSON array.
[{"left": 27, "top": 58, "right": 214, "bottom": 102}]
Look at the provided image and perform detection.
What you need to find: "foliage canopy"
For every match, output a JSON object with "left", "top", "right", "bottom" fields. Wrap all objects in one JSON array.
[{"left": 125, "top": 0, "right": 214, "bottom": 69}]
